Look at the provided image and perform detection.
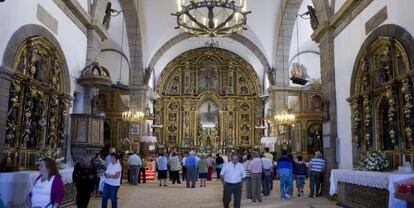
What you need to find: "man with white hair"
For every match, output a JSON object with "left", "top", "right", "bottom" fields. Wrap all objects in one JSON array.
[
  {"left": 105, "top": 148, "right": 116, "bottom": 166},
  {"left": 185, "top": 151, "right": 197, "bottom": 188}
]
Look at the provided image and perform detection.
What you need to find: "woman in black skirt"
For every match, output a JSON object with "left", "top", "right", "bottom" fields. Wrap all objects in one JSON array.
[{"left": 156, "top": 153, "right": 169, "bottom": 186}]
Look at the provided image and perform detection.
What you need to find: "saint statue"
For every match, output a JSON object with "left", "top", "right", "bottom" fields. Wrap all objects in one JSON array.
[
  {"left": 300, "top": 6, "right": 319, "bottom": 30},
  {"left": 102, "top": 2, "right": 122, "bottom": 30}
]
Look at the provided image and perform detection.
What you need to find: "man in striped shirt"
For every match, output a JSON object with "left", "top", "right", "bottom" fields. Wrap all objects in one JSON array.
[{"left": 309, "top": 151, "right": 325, "bottom": 198}]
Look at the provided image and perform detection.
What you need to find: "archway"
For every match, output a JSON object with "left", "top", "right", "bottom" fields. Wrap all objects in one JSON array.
[
  {"left": 349, "top": 24, "right": 414, "bottom": 169},
  {"left": 1, "top": 32, "right": 71, "bottom": 170}
]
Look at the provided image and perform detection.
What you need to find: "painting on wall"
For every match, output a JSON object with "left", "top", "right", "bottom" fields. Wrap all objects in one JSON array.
[{"left": 130, "top": 124, "right": 140, "bottom": 135}]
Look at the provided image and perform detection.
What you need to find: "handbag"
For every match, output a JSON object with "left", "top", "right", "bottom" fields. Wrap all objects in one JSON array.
[{"left": 98, "top": 176, "right": 105, "bottom": 192}]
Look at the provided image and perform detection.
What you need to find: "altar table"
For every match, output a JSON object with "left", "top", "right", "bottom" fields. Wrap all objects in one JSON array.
[
  {"left": 0, "top": 167, "right": 74, "bottom": 208},
  {"left": 329, "top": 169, "right": 414, "bottom": 208}
]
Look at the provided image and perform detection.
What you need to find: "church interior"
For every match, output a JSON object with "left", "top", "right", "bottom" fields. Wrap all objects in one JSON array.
[{"left": 1, "top": 0, "right": 414, "bottom": 207}]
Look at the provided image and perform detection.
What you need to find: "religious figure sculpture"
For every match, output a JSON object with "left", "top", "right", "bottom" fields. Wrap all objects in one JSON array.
[
  {"left": 227, "top": 63, "right": 234, "bottom": 94},
  {"left": 300, "top": 5, "right": 319, "bottom": 30},
  {"left": 267, "top": 67, "right": 276, "bottom": 85},
  {"left": 143, "top": 67, "right": 151, "bottom": 85},
  {"left": 102, "top": 2, "right": 122, "bottom": 30}
]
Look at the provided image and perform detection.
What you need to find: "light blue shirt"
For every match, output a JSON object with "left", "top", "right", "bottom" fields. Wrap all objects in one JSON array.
[
  {"left": 157, "top": 156, "right": 168, "bottom": 171},
  {"left": 220, "top": 162, "right": 246, "bottom": 184},
  {"left": 185, "top": 155, "right": 197, "bottom": 167}
]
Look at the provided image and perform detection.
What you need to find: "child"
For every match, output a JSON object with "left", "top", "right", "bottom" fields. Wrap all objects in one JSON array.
[{"left": 293, "top": 155, "right": 307, "bottom": 196}]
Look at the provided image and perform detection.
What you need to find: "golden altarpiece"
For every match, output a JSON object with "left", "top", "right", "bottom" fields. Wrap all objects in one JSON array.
[
  {"left": 268, "top": 85, "right": 325, "bottom": 159},
  {"left": 154, "top": 48, "right": 263, "bottom": 152},
  {"left": 2, "top": 37, "right": 71, "bottom": 171},
  {"left": 349, "top": 36, "right": 413, "bottom": 169}
]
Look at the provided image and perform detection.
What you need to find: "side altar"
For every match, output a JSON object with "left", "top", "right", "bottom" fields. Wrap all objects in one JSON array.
[{"left": 329, "top": 169, "right": 414, "bottom": 208}]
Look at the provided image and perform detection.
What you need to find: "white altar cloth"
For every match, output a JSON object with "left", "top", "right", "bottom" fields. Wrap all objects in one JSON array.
[
  {"left": 329, "top": 169, "right": 414, "bottom": 208},
  {"left": 0, "top": 167, "right": 73, "bottom": 207}
]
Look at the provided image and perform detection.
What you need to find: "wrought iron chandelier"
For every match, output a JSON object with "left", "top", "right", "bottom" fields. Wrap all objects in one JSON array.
[
  {"left": 274, "top": 111, "right": 296, "bottom": 126},
  {"left": 172, "top": 0, "right": 251, "bottom": 37},
  {"left": 122, "top": 107, "right": 145, "bottom": 123}
]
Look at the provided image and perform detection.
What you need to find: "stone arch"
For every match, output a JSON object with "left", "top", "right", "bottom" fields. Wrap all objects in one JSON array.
[
  {"left": 2, "top": 24, "right": 71, "bottom": 94},
  {"left": 148, "top": 33, "right": 271, "bottom": 81},
  {"left": 272, "top": 0, "right": 303, "bottom": 86},
  {"left": 350, "top": 24, "right": 414, "bottom": 96},
  {"left": 118, "top": 1, "right": 144, "bottom": 85}
]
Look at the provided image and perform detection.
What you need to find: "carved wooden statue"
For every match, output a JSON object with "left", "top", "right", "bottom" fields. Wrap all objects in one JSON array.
[{"left": 300, "top": 5, "right": 319, "bottom": 30}]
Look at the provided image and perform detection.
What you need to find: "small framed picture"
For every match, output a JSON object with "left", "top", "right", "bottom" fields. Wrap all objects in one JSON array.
[{"left": 130, "top": 124, "right": 140, "bottom": 134}]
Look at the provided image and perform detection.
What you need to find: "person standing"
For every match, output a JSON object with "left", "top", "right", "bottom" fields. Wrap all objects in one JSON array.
[
  {"left": 263, "top": 147, "right": 273, "bottom": 161},
  {"left": 181, "top": 153, "right": 188, "bottom": 181},
  {"left": 293, "top": 155, "right": 307, "bottom": 196},
  {"left": 127, "top": 151, "right": 142, "bottom": 185},
  {"left": 105, "top": 148, "right": 116, "bottom": 166},
  {"left": 102, "top": 153, "right": 122, "bottom": 208},
  {"left": 207, "top": 154, "right": 215, "bottom": 181},
  {"left": 185, "top": 151, "right": 197, "bottom": 188},
  {"left": 309, "top": 151, "right": 326, "bottom": 198},
  {"left": 261, "top": 155, "right": 273, "bottom": 196},
  {"left": 247, "top": 152, "right": 262, "bottom": 202},
  {"left": 243, "top": 154, "right": 252, "bottom": 199},
  {"left": 29, "top": 158, "right": 64, "bottom": 208},
  {"left": 169, "top": 152, "right": 181, "bottom": 184},
  {"left": 198, "top": 154, "right": 209, "bottom": 187},
  {"left": 92, "top": 152, "right": 106, "bottom": 197},
  {"left": 215, "top": 154, "right": 224, "bottom": 180},
  {"left": 156, "top": 153, "right": 169, "bottom": 187},
  {"left": 220, "top": 153, "right": 246, "bottom": 208},
  {"left": 138, "top": 155, "right": 146, "bottom": 184},
  {"left": 73, "top": 156, "right": 97, "bottom": 208},
  {"left": 276, "top": 149, "right": 293, "bottom": 200}
]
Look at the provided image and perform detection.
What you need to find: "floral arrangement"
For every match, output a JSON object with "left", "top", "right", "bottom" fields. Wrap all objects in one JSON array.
[
  {"left": 359, "top": 151, "right": 389, "bottom": 171},
  {"left": 37, "top": 148, "right": 65, "bottom": 169}
]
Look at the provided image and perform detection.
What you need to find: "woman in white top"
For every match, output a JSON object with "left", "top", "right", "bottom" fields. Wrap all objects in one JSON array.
[
  {"left": 30, "top": 157, "right": 64, "bottom": 208},
  {"left": 102, "top": 153, "right": 122, "bottom": 208}
]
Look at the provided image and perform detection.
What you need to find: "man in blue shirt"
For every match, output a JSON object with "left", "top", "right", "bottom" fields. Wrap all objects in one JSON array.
[
  {"left": 276, "top": 149, "right": 293, "bottom": 199},
  {"left": 185, "top": 151, "right": 197, "bottom": 188}
]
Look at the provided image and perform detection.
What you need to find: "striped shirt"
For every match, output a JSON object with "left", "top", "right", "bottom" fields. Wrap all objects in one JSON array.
[
  {"left": 310, "top": 158, "right": 326, "bottom": 172},
  {"left": 243, "top": 160, "right": 252, "bottom": 178}
]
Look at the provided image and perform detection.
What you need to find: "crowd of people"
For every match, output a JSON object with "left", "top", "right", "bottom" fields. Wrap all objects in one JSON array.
[{"left": 27, "top": 146, "right": 326, "bottom": 208}]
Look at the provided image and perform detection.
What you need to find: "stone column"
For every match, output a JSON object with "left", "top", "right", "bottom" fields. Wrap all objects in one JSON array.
[
  {"left": 129, "top": 84, "right": 147, "bottom": 150},
  {"left": 312, "top": 22, "right": 339, "bottom": 193}
]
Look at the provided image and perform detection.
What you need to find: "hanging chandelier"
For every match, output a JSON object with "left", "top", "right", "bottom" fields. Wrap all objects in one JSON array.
[
  {"left": 172, "top": 0, "right": 251, "bottom": 37},
  {"left": 274, "top": 111, "right": 296, "bottom": 126},
  {"left": 122, "top": 107, "right": 145, "bottom": 123}
]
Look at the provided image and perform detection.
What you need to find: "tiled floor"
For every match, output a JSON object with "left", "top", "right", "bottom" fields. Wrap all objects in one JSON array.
[{"left": 74, "top": 179, "right": 340, "bottom": 208}]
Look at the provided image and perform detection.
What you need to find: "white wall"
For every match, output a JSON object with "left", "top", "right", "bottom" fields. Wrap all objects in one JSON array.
[
  {"left": 0, "top": 0, "right": 88, "bottom": 113},
  {"left": 334, "top": 0, "right": 414, "bottom": 169},
  {"left": 288, "top": 0, "right": 320, "bottom": 87},
  {"left": 77, "top": 0, "right": 90, "bottom": 13},
  {"left": 334, "top": 0, "right": 347, "bottom": 13},
  {"left": 100, "top": 0, "right": 130, "bottom": 85}
]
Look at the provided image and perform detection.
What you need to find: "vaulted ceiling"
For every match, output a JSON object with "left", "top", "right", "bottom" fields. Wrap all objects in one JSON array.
[{"left": 135, "top": 0, "right": 285, "bottom": 87}]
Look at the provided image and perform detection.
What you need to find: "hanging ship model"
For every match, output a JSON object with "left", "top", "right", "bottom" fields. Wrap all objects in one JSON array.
[{"left": 290, "top": 62, "right": 310, "bottom": 85}]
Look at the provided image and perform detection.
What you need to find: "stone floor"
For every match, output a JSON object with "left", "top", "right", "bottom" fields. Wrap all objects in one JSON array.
[{"left": 77, "top": 179, "right": 340, "bottom": 208}]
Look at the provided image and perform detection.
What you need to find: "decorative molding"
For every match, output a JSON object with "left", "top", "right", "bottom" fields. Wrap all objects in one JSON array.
[
  {"left": 52, "top": 0, "right": 109, "bottom": 40},
  {"left": 331, "top": 0, "right": 374, "bottom": 37},
  {"left": 37, "top": 4, "right": 58, "bottom": 34},
  {"left": 365, "top": 6, "right": 388, "bottom": 35}
]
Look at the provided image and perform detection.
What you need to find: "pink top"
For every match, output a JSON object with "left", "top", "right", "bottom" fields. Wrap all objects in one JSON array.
[
  {"left": 207, "top": 157, "right": 215, "bottom": 167},
  {"left": 248, "top": 158, "right": 263, "bottom": 174}
]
